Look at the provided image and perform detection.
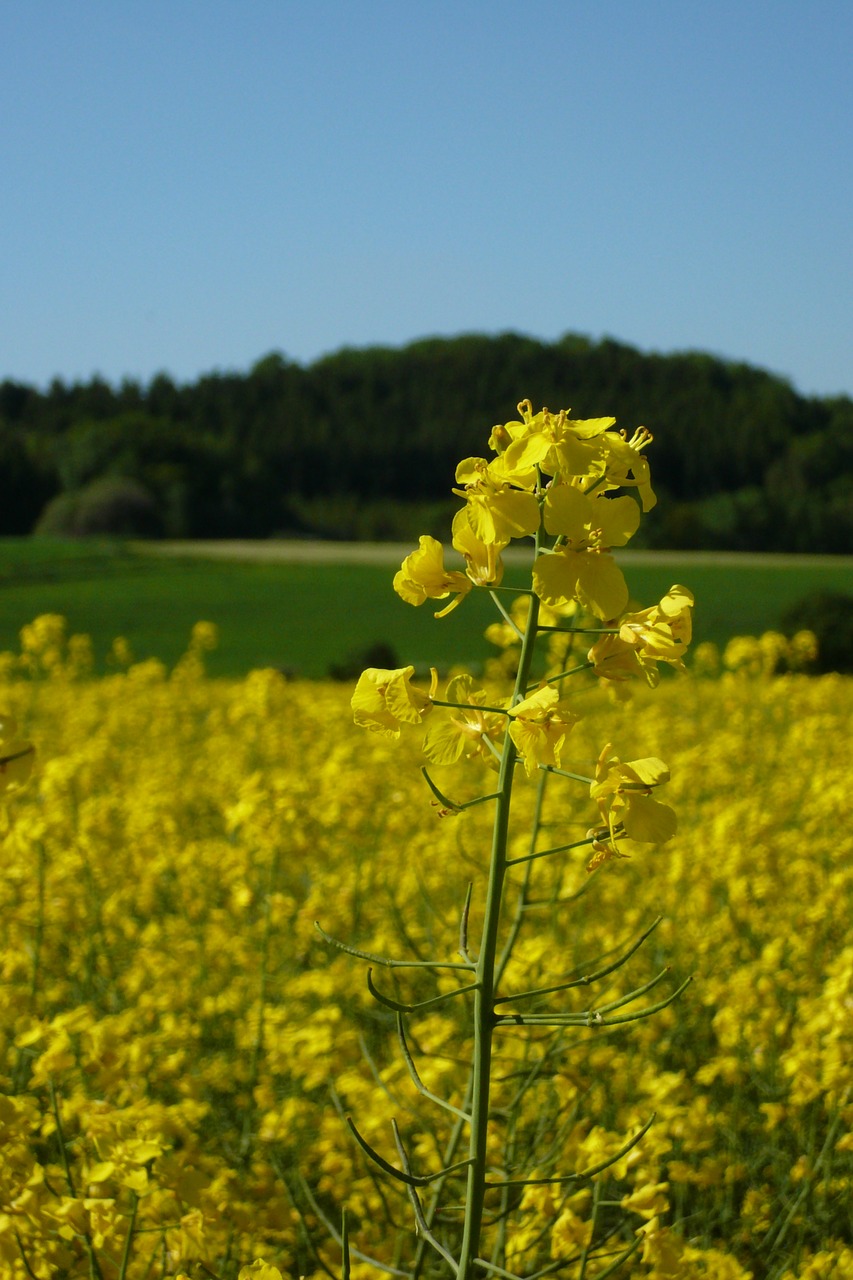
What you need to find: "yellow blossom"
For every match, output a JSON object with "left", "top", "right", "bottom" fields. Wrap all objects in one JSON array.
[
  {"left": 621, "top": 1180, "right": 670, "bottom": 1218},
  {"left": 453, "top": 456, "right": 540, "bottom": 544},
  {"left": 588, "top": 742, "right": 677, "bottom": 861},
  {"left": 590, "top": 585, "right": 694, "bottom": 685},
  {"left": 393, "top": 535, "right": 472, "bottom": 616},
  {"left": 636, "top": 1216, "right": 687, "bottom": 1277},
  {"left": 621, "top": 586, "right": 693, "bottom": 662},
  {"left": 550, "top": 1205, "right": 593, "bottom": 1253},
  {"left": 238, "top": 1263, "right": 284, "bottom": 1280},
  {"left": 500, "top": 402, "right": 615, "bottom": 481},
  {"left": 598, "top": 425, "right": 657, "bottom": 510},
  {"left": 451, "top": 508, "right": 507, "bottom": 587},
  {"left": 351, "top": 666, "right": 435, "bottom": 737},
  {"left": 507, "top": 685, "right": 580, "bottom": 776},
  {"left": 533, "top": 485, "right": 639, "bottom": 618},
  {"left": 789, "top": 628, "right": 819, "bottom": 669},
  {"left": 423, "top": 674, "right": 504, "bottom": 765}
]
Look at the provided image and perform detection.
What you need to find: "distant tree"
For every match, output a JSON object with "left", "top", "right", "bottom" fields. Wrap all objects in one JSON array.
[
  {"left": 3, "top": 332, "right": 851, "bottom": 549},
  {"left": 0, "top": 426, "right": 58, "bottom": 534},
  {"left": 0, "top": 380, "right": 39, "bottom": 426},
  {"left": 35, "top": 476, "right": 163, "bottom": 538}
]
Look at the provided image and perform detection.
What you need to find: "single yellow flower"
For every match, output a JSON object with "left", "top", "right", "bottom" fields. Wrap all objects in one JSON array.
[
  {"left": 352, "top": 666, "right": 435, "bottom": 738},
  {"left": 453, "top": 456, "right": 540, "bottom": 544},
  {"left": 238, "top": 1263, "right": 284, "bottom": 1280},
  {"left": 599, "top": 426, "right": 657, "bottom": 511},
  {"left": 587, "top": 632, "right": 647, "bottom": 684},
  {"left": 393, "top": 535, "right": 473, "bottom": 616},
  {"left": 532, "top": 485, "right": 639, "bottom": 618},
  {"left": 534, "top": 550, "right": 630, "bottom": 620},
  {"left": 589, "top": 585, "right": 694, "bottom": 685},
  {"left": 544, "top": 483, "right": 641, "bottom": 547},
  {"left": 507, "top": 686, "right": 580, "bottom": 777},
  {"left": 502, "top": 405, "right": 615, "bottom": 481},
  {"left": 423, "top": 674, "right": 504, "bottom": 765},
  {"left": 621, "top": 1181, "right": 670, "bottom": 1219},
  {"left": 636, "top": 1216, "right": 686, "bottom": 1274},
  {"left": 589, "top": 743, "right": 677, "bottom": 859},
  {"left": 619, "top": 585, "right": 694, "bottom": 666},
  {"left": 451, "top": 508, "right": 507, "bottom": 587}
]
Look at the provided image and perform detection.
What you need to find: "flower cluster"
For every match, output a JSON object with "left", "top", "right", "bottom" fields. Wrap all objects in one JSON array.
[
  {"left": 0, "top": 618, "right": 850, "bottom": 1278},
  {"left": 394, "top": 401, "right": 657, "bottom": 621},
  {"left": 353, "top": 401, "right": 694, "bottom": 867}
]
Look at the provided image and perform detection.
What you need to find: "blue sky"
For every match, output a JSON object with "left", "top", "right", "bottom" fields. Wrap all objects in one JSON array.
[{"left": 2, "top": 1, "right": 851, "bottom": 396}]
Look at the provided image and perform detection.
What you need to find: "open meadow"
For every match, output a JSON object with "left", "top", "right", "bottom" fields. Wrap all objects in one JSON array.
[
  {"left": 0, "top": 538, "right": 851, "bottom": 678},
  {"left": 1, "top": 576, "right": 852, "bottom": 1277}
]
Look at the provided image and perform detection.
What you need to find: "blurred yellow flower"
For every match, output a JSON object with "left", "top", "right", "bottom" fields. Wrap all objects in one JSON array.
[
  {"left": 238, "top": 1263, "right": 283, "bottom": 1280},
  {"left": 621, "top": 1180, "right": 670, "bottom": 1218},
  {"left": 589, "top": 743, "right": 677, "bottom": 859},
  {"left": 0, "top": 713, "right": 34, "bottom": 795}
]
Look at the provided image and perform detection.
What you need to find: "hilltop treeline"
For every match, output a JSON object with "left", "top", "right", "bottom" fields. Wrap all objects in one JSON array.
[{"left": 1, "top": 332, "right": 851, "bottom": 550}]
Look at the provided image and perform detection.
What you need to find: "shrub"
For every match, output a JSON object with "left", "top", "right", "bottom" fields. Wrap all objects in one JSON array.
[
  {"left": 34, "top": 475, "right": 163, "bottom": 538},
  {"left": 781, "top": 589, "right": 853, "bottom": 673}
]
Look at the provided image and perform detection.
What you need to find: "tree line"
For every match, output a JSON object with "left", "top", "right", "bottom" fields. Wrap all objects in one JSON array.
[{"left": 1, "top": 331, "right": 851, "bottom": 551}]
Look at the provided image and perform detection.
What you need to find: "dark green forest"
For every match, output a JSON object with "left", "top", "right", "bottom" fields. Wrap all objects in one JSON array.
[{"left": 2, "top": 332, "right": 851, "bottom": 551}]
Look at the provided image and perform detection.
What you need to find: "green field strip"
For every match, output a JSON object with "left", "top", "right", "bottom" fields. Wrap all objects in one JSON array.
[{"left": 0, "top": 539, "right": 851, "bottom": 679}]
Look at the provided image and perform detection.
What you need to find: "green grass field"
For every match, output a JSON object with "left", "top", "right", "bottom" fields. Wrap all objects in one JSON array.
[{"left": 0, "top": 537, "right": 851, "bottom": 678}]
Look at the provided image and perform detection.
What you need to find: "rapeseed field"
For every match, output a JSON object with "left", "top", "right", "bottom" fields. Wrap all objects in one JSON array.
[
  {"left": 3, "top": 401, "right": 851, "bottom": 1280},
  {"left": 1, "top": 612, "right": 851, "bottom": 1279}
]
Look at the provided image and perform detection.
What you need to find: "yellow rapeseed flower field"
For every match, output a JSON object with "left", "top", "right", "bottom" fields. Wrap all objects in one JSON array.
[{"left": 1, "top": 615, "right": 852, "bottom": 1279}]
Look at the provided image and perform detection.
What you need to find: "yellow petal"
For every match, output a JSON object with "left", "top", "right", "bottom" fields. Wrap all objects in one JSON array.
[
  {"left": 532, "top": 550, "right": 581, "bottom": 609},
  {"left": 592, "top": 494, "right": 640, "bottom": 547},
  {"left": 624, "top": 795, "right": 678, "bottom": 844},
  {"left": 575, "top": 553, "right": 629, "bottom": 620},
  {"left": 543, "top": 484, "right": 590, "bottom": 539},
  {"left": 422, "top": 718, "right": 467, "bottom": 766},
  {"left": 238, "top": 1263, "right": 284, "bottom": 1280},
  {"left": 625, "top": 757, "right": 671, "bottom": 787}
]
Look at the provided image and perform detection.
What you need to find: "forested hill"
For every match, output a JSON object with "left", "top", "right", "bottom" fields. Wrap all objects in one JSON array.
[{"left": 1, "top": 332, "right": 851, "bottom": 551}]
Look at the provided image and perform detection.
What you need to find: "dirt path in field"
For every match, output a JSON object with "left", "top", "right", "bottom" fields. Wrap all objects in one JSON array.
[{"left": 131, "top": 539, "right": 853, "bottom": 571}]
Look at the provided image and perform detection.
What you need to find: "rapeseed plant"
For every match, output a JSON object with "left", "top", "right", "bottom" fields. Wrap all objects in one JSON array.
[{"left": 341, "top": 402, "right": 696, "bottom": 1277}]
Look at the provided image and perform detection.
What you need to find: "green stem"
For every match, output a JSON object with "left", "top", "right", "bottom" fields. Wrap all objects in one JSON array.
[
  {"left": 577, "top": 1178, "right": 602, "bottom": 1280},
  {"left": 488, "top": 590, "right": 526, "bottom": 639},
  {"left": 49, "top": 1080, "right": 106, "bottom": 1280},
  {"left": 456, "top": 588, "right": 542, "bottom": 1280},
  {"left": 30, "top": 840, "right": 47, "bottom": 1009},
  {"left": 431, "top": 698, "right": 511, "bottom": 716},
  {"left": 117, "top": 1192, "right": 139, "bottom": 1280},
  {"left": 493, "top": 771, "right": 546, "bottom": 989},
  {"left": 534, "top": 660, "right": 594, "bottom": 689},
  {"left": 239, "top": 848, "right": 279, "bottom": 1162},
  {"left": 536, "top": 625, "right": 618, "bottom": 634}
]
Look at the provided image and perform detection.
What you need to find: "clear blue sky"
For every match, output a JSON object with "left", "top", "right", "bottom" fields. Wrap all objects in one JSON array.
[{"left": 2, "top": 1, "right": 851, "bottom": 397}]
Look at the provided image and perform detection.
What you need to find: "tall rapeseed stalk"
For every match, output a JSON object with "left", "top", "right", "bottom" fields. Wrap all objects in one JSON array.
[{"left": 324, "top": 401, "right": 695, "bottom": 1278}]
